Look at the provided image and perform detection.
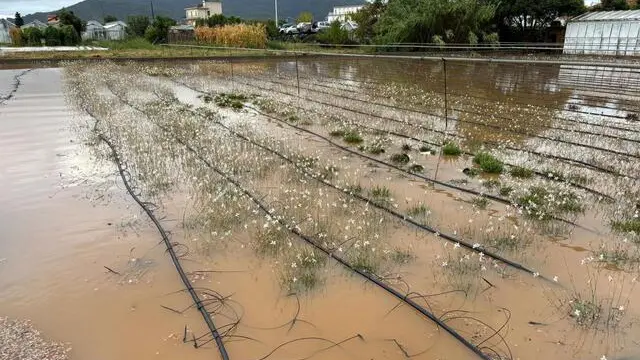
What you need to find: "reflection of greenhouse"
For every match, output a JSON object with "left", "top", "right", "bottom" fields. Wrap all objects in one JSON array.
[
  {"left": 563, "top": 10, "right": 640, "bottom": 56},
  {"left": 558, "top": 64, "right": 640, "bottom": 98}
]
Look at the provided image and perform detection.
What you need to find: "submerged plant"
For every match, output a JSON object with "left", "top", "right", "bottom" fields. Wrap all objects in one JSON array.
[
  {"left": 343, "top": 131, "right": 363, "bottom": 144},
  {"left": 214, "top": 92, "right": 247, "bottom": 109},
  {"left": 472, "top": 196, "right": 489, "bottom": 209},
  {"left": 510, "top": 166, "right": 533, "bottom": 179},
  {"left": 473, "top": 152, "right": 504, "bottom": 174},
  {"left": 442, "top": 141, "right": 461, "bottom": 156},
  {"left": 517, "top": 186, "right": 583, "bottom": 220},
  {"left": 390, "top": 153, "right": 410, "bottom": 164},
  {"left": 370, "top": 185, "right": 391, "bottom": 206},
  {"left": 409, "top": 164, "right": 424, "bottom": 173}
]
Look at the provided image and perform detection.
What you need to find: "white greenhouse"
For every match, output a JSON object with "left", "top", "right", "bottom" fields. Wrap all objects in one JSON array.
[{"left": 564, "top": 10, "right": 640, "bottom": 56}]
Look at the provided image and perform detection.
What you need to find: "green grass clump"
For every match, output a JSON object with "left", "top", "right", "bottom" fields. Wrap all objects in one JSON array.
[
  {"left": 419, "top": 145, "right": 433, "bottom": 153},
  {"left": 345, "top": 183, "right": 363, "bottom": 194},
  {"left": 442, "top": 142, "right": 462, "bottom": 156},
  {"left": 329, "top": 129, "right": 346, "bottom": 137},
  {"left": 472, "top": 196, "right": 489, "bottom": 209},
  {"left": 473, "top": 152, "right": 504, "bottom": 174},
  {"left": 390, "top": 153, "right": 410, "bottom": 164},
  {"left": 359, "top": 144, "right": 385, "bottom": 155},
  {"left": 463, "top": 167, "right": 480, "bottom": 177},
  {"left": 510, "top": 166, "right": 533, "bottom": 179},
  {"left": 482, "top": 179, "right": 501, "bottom": 189},
  {"left": 595, "top": 246, "right": 639, "bottom": 268},
  {"left": 343, "top": 131, "right": 363, "bottom": 144},
  {"left": 517, "top": 186, "right": 583, "bottom": 220},
  {"left": 214, "top": 93, "right": 247, "bottom": 109},
  {"left": 407, "top": 203, "right": 429, "bottom": 218},
  {"left": 284, "top": 248, "right": 327, "bottom": 293},
  {"left": 401, "top": 143, "right": 412, "bottom": 152},
  {"left": 370, "top": 185, "right": 391, "bottom": 206},
  {"left": 200, "top": 94, "right": 214, "bottom": 103},
  {"left": 409, "top": 164, "right": 424, "bottom": 173},
  {"left": 499, "top": 186, "right": 514, "bottom": 197},
  {"left": 570, "top": 298, "right": 601, "bottom": 328},
  {"left": 611, "top": 219, "right": 640, "bottom": 234}
]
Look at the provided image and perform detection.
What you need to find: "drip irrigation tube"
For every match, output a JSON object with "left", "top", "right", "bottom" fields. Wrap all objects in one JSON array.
[
  {"left": 249, "top": 73, "right": 640, "bottom": 153},
  {"left": 86, "top": 111, "right": 230, "bottom": 360},
  {"left": 141, "top": 115, "right": 496, "bottom": 360},
  {"left": 225, "top": 74, "right": 639, "bottom": 181},
  {"left": 288, "top": 71, "right": 640, "bottom": 135},
  {"left": 166, "top": 78, "right": 597, "bottom": 231},
  {"left": 107, "top": 85, "right": 550, "bottom": 279}
]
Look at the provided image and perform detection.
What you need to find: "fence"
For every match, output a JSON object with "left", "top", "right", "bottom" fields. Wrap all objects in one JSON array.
[{"left": 159, "top": 43, "right": 640, "bottom": 193}]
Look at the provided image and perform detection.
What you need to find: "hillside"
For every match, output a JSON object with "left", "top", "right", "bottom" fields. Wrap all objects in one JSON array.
[{"left": 21, "top": 0, "right": 365, "bottom": 24}]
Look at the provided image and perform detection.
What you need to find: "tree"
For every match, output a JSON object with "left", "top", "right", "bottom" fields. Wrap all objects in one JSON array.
[
  {"left": 145, "top": 16, "right": 176, "bottom": 43},
  {"left": 58, "top": 9, "right": 85, "bottom": 35},
  {"left": 494, "top": 0, "right": 584, "bottom": 41},
  {"left": 351, "top": 0, "right": 387, "bottom": 43},
  {"left": 297, "top": 11, "right": 313, "bottom": 23},
  {"left": 317, "top": 20, "right": 351, "bottom": 45},
  {"left": 195, "top": 14, "right": 242, "bottom": 27},
  {"left": 375, "top": 0, "right": 497, "bottom": 44},
  {"left": 22, "top": 27, "right": 44, "bottom": 46},
  {"left": 14, "top": 12, "right": 24, "bottom": 27},
  {"left": 127, "top": 15, "right": 151, "bottom": 37},
  {"left": 60, "top": 25, "right": 80, "bottom": 45},
  {"left": 44, "top": 26, "right": 61, "bottom": 46},
  {"left": 592, "top": 0, "right": 629, "bottom": 10},
  {"left": 103, "top": 15, "right": 117, "bottom": 24}
]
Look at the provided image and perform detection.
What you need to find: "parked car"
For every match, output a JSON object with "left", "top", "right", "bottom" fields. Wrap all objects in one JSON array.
[
  {"left": 278, "top": 23, "right": 294, "bottom": 34},
  {"left": 311, "top": 21, "right": 330, "bottom": 33},
  {"left": 281, "top": 24, "right": 299, "bottom": 35}
]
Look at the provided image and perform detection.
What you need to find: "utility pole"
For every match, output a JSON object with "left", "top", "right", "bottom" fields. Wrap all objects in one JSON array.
[
  {"left": 150, "top": 0, "right": 155, "bottom": 19},
  {"left": 275, "top": 0, "right": 278, "bottom": 25}
]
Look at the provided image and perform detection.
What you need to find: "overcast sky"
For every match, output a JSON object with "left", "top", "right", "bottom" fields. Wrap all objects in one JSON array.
[{"left": 0, "top": 0, "right": 604, "bottom": 19}]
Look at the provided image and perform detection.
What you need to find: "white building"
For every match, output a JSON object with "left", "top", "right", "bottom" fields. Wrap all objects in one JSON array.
[
  {"left": 0, "top": 18, "right": 15, "bottom": 44},
  {"left": 22, "top": 20, "right": 47, "bottom": 30},
  {"left": 564, "top": 10, "right": 640, "bottom": 56},
  {"left": 185, "top": 0, "right": 223, "bottom": 26},
  {"left": 104, "top": 21, "right": 127, "bottom": 40},
  {"left": 326, "top": 5, "right": 365, "bottom": 23}
]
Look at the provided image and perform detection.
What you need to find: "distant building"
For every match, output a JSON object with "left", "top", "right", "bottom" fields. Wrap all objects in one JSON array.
[
  {"left": 0, "top": 18, "right": 15, "bottom": 44},
  {"left": 47, "top": 15, "right": 60, "bottom": 25},
  {"left": 22, "top": 20, "right": 48, "bottom": 30},
  {"left": 564, "top": 10, "right": 640, "bottom": 56},
  {"left": 326, "top": 5, "right": 365, "bottom": 23},
  {"left": 104, "top": 21, "right": 127, "bottom": 40},
  {"left": 185, "top": 0, "right": 223, "bottom": 26},
  {"left": 83, "top": 20, "right": 127, "bottom": 41}
]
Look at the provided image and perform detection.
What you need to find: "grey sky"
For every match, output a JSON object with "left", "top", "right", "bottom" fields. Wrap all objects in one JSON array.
[{"left": 0, "top": 0, "right": 79, "bottom": 18}]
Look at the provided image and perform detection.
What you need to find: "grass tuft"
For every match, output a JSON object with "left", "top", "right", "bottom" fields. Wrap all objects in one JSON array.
[
  {"left": 472, "top": 196, "right": 489, "bottom": 209},
  {"left": 499, "top": 186, "right": 514, "bottom": 197},
  {"left": 473, "top": 152, "right": 504, "bottom": 174},
  {"left": 442, "top": 142, "right": 461, "bottom": 156},
  {"left": 343, "top": 131, "right": 363, "bottom": 144},
  {"left": 390, "top": 153, "right": 410, "bottom": 164},
  {"left": 370, "top": 185, "right": 391, "bottom": 206},
  {"left": 401, "top": 143, "right": 412, "bottom": 152},
  {"left": 517, "top": 186, "right": 583, "bottom": 220},
  {"left": 611, "top": 219, "right": 640, "bottom": 234},
  {"left": 510, "top": 166, "right": 533, "bottom": 179},
  {"left": 409, "top": 164, "right": 424, "bottom": 173},
  {"left": 389, "top": 249, "right": 415, "bottom": 264}
]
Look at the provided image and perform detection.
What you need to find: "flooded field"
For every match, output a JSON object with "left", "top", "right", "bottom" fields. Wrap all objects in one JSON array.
[{"left": 1, "top": 57, "right": 639, "bottom": 360}]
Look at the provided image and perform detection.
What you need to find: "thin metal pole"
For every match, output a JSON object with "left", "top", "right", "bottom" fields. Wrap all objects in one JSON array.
[
  {"left": 443, "top": 58, "right": 448, "bottom": 131},
  {"left": 295, "top": 51, "right": 300, "bottom": 96},
  {"left": 229, "top": 48, "right": 234, "bottom": 91},
  {"left": 275, "top": 0, "right": 278, "bottom": 26}
]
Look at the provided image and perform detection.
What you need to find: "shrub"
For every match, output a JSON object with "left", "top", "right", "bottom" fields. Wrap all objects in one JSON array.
[
  {"left": 44, "top": 26, "right": 61, "bottom": 46},
  {"left": 9, "top": 28, "right": 23, "bottom": 46},
  {"left": 442, "top": 142, "right": 461, "bottom": 156},
  {"left": 316, "top": 21, "right": 352, "bottom": 45},
  {"left": 473, "top": 152, "right": 504, "bottom": 174},
  {"left": 195, "top": 24, "right": 268, "bottom": 48},
  {"left": 60, "top": 25, "right": 80, "bottom": 45},
  {"left": 22, "top": 27, "right": 43, "bottom": 46}
]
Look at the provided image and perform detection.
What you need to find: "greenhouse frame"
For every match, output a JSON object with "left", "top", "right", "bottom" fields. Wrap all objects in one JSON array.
[{"left": 563, "top": 10, "right": 640, "bottom": 56}]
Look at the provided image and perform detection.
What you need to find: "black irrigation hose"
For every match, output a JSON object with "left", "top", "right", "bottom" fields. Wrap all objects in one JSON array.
[
  {"left": 289, "top": 67, "right": 640, "bottom": 127},
  {"left": 0, "top": 69, "right": 32, "bottom": 106},
  {"left": 228, "top": 74, "right": 639, "bottom": 181},
  {"left": 86, "top": 111, "right": 231, "bottom": 360},
  {"left": 145, "top": 119, "right": 495, "bottom": 360},
  {"left": 228, "top": 76, "right": 614, "bottom": 200},
  {"left": 166, "top": 78, "right": 591, "bottom": 230},
  {"left": 290, "top": 71, "right": 640, "bottom": 136},
  {"left": 109, "top": 85, "right": 548, "bottom": 278},
  {"left": 252, "top": 73, "right": 640, "bottom": 153}
]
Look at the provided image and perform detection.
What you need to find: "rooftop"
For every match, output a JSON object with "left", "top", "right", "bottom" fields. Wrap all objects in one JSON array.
[{"left": 570, "top": 9, "right": 640, "bottom": 22}]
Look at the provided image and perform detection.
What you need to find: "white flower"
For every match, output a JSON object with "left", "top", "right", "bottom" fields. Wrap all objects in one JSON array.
[
  {"left": 533, "top": 272, "right": 540, "bottom": 278},
  {"left": 473, "top": 243, "right": 480, "bottom": 249},
  {"left": 453, "top": 243, "right": 461, "bottom": 249},
  {"left": 601, "top": 356, "right": 607, "bottom": 360},
  {"left": 441, "top": 261, "right": 448, "bottom": 267},
  {"left": 618, "top": 305, "right": 625, "bottom": 311},
  {"left": 574, "top": 309, "right": 581, "bottom": 317},
  {"left": 291, "top": 262, "right": 297, "bottom": 268},
  {"left": 553, "top": 276, "right": 558, "bottom": 282},
  {"left": 292, "top": 277, "right": 297, "bottom": 283}
]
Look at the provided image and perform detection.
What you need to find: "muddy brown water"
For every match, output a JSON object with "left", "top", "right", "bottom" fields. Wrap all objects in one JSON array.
[{"left": 1, "top": 60, "right": 639, "bottom": 360}]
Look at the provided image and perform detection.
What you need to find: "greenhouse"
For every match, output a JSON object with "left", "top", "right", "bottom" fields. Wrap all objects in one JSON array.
[{"left": 564, "top": 10, "right": 640, "bottom": 56}]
